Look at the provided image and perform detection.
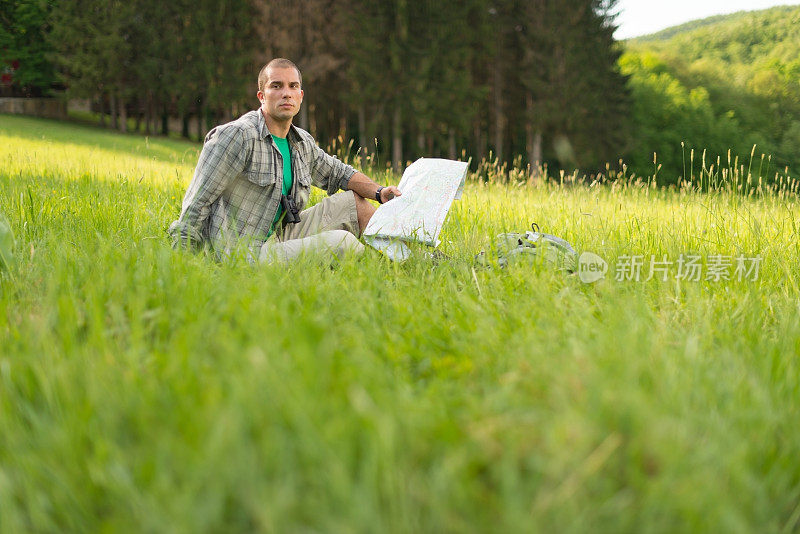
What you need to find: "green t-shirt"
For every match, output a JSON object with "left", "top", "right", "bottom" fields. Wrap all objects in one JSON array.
[{"left": 270, "top": 135, "right": 294, "bottom": 233}]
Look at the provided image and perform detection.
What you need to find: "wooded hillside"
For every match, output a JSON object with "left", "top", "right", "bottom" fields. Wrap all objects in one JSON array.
[{"left": 621, "top": 5, "right": 800, "bottom": 183}]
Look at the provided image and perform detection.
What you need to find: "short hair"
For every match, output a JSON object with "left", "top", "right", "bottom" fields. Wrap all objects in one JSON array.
[{"left": 258, "top": 58, "right": 302, "bottom": 92}]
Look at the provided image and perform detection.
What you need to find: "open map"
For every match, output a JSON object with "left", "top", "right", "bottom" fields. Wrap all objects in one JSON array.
[{"left": 363, "top": 158, "right": 469, "bottom": 260}]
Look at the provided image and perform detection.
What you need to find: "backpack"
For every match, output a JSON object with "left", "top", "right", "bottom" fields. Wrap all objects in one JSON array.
[{"left": 476, "top": 223, "right": 578, "bottom": 271}]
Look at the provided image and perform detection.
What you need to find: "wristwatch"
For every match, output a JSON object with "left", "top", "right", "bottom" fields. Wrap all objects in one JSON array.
[{"left": 375, "top": 186, "right": 384, "bottom": 204}]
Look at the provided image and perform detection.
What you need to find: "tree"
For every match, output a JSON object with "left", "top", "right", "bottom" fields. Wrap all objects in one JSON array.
[
  {"left": 49, "top": 0, "right": 136, "bottom": 128},
  {"left": 0, "top": 0, "right": 58, "bottom": 96},
  {"left": 254, "top": 0, "right": 346, "bottom": 139},
  {"left": 190, "top": 0, "right": 256, "bottom": 138},
  {"left": 344, "top": 0, "right": 409, "bottom": 171},
  {"left": 518, "top": 0, "right": 630, "bottom": 172}
]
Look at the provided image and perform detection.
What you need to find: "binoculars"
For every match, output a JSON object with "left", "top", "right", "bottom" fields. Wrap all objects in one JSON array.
[{"left": 280, "top": 194, "right": 301, "bottom": 224}]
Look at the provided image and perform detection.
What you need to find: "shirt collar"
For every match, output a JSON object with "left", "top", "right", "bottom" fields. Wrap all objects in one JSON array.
[{"left": 256, "top": 108, "right": 302, "bottom": 144}]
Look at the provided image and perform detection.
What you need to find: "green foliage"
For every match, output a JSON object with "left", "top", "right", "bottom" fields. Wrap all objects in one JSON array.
[
  {"left": 622, "top": 6, "right": 800, "bottom": 184},
  {"left": 781, "top": 120, "right": 800, "bottom": 157},
  {"left": 47, "top": 0, "right": 255, "bottom": 136},
  {"left": 2, "top": 114, "right": 800, "bottom": 532},
  {"left": 619, "top": 51, "right": 745, "bottom": 183},
  {"left": 0, "top": 0, "right": 58, "bottom": 95},
  {"left": 48, "top": 0, "right": 134, "bottom": 100}
]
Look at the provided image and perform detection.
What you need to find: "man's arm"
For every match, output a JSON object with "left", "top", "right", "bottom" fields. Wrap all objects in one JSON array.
[
  {"left": 305, "top": 138, "right": 400, "bottom": 201},
  {"left": 346, "top": 172, "right": 402, "bottom": 204},
  {"left": 168, "top": 126, "right": 247, "bottom": 249}
]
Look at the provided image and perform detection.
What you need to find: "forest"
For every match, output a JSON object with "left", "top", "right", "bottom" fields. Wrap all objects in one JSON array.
[
  {"left": 2, "top": 1, "right": 799, "bottom": 184},
  {"left": 622, "top": 5, "right": 800, "bottom": 183}
]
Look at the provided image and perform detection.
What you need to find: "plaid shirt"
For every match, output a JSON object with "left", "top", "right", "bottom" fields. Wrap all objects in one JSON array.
[{"left": 169, "top": 109, "right": 356, "bottom": 255}]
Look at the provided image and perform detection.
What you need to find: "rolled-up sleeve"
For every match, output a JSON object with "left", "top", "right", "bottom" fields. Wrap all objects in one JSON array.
[
  {"left": 308, "top": 144, "right": 357, "bottom": 196},
  {"left": 168, "top": 126, "right": 247, "bottom": 249}
]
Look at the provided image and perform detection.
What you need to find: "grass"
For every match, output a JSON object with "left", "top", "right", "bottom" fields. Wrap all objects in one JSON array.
[{"left": 1, "top": 114, "right": 799, "bottom": 532}]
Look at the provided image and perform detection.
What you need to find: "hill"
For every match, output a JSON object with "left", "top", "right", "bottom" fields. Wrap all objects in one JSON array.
[
  {"left": 619, "top": 5, "right": 800, "bottom": 184},
  {"left": 630, "top": 13, "right": 741, "bottom": 43},
  {"left": 630, "top": 5, "right": 800, "bottom": 62}
]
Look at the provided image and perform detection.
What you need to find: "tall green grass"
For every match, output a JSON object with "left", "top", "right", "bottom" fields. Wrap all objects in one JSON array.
[{"left": 1, "top": 114, "right": 799, "bottom": 532}]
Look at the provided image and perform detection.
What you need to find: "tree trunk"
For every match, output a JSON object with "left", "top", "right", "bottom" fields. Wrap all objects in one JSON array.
[
  {"left": 135, "top": 101, "right": 142, "bottom": 133},
  {"left": 161, "top": 105, "right": 169, "bottom": 136},
  {"left": 151, "top": 100, "right": 158, "bottom": 134},
  {"left": 309, "top": 102, "right": 317, "bottom": 139},
  {"left": 119, "top": 97, "right": 127, "bottom": 133},
  {"left": 144, "top": 99, "right": 152, "bottom": 135},
  {"left": 181, "top": 113, "right": 190, "bottom": 139},
  {"left": 392, "top": 106, "right": 402, "bottom": 174},
  {"left": 525, "top": 92, "right": 542, "bottom": 175},
  {"left": 98, "top": 96, "right": 106, "bottom": 127},
  {"left": 110, "top": 93, "right": 118, "bottom": 130},
  {"left": 357, "top": 104, "right": 367, "bottom": 155},
  {"left": 474, "top": 120, "right": 485, "bottom": 162},
  {"left": 298, "top": 100, "right": 309, "bottom": 131},
  {"left": 196, "top": 99, "right": 205, "bottom": 141},
  {"left": 150, "top": 99, "right": 158, "bottom": 135},
  {"left": 526, "top": 127, "right": 543, "bottom": 178},
  {"left": 492, "top": 60, "right": 504, "bottom": 163},
  {"left": 448, "top": 128, "right": 457, "bottom": 160},
  {"left": 339, "top": 114, "right": 347, "bottom": 142}
]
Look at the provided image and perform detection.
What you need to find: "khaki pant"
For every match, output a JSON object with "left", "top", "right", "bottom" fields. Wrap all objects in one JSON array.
[{"left": 259, "top": 191, "right": 364, "bottom": 263}]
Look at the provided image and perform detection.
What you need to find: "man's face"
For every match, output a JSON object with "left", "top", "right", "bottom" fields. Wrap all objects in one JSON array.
[{"left": 257, "top": 66, "right": 303, "bottom": 123}]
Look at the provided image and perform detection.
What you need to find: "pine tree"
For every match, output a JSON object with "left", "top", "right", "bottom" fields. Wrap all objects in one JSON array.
[
  {"left": 49, "top": 0, "right": 136, "bottom": 129},
  {"left": 518, "top": 0, "right": 629, "bottom": 171}
]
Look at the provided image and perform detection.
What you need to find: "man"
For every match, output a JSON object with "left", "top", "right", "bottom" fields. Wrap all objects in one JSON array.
[{"left": 169, "top": 58, "right": 401, "bottom": 262}]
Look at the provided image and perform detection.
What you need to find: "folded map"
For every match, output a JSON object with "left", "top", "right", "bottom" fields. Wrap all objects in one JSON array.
[{"left": 363, "top": 158, "right": 468, "bottom": 260}]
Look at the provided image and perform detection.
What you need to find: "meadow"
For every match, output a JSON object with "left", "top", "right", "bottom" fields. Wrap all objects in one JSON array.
[{"left": 1, "top": 114, "right": 799, "bottom": 532}]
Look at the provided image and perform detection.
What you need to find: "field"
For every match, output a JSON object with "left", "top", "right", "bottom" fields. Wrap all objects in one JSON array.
[{"left": 1, "top": 114, "right": 799, "bottom": 532}]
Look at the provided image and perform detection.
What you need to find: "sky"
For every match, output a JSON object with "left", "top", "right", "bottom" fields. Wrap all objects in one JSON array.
[{"left": 613, "top": 0, "right": 800, "bottom": 39}]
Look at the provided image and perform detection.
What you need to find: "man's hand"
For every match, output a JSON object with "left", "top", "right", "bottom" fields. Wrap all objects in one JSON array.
[
  {"left": 347, "top": 172, "right": 403, "bottom": 232},
  {"left": 380, "top": 186, "right": 402, "bottom": 204}
]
